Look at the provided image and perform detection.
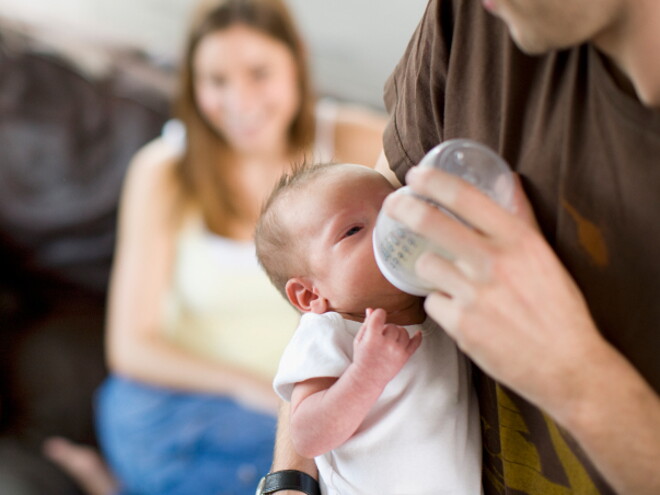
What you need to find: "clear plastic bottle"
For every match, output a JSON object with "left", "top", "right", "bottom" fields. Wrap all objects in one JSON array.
[{"left": 373, "top": 139, "right": 515, "bottom": 296}]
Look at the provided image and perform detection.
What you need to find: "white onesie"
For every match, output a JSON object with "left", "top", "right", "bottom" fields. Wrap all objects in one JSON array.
[{"left": 274, "top": 311, "right": 482, "bottom": 495}]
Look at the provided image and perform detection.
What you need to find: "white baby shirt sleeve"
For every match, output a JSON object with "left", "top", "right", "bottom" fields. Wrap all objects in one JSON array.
[{"left": 273, "top": 312, "right": 356, "bottom": 401}]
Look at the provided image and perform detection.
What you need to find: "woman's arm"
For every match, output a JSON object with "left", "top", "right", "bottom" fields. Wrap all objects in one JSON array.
[
  {"left": 375, "top": 150, "right": 402, "bottom": 187},
  {"left": 105, "top": 138, "right": 278, "bottom": 413},
  {"left": 332, "top": 103, "right": 388, "bottom": 168}
]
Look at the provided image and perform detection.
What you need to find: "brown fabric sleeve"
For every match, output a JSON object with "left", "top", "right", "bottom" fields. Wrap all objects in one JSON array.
[{"left": 383, "top": 0, "right": 453, "bottom": 184}]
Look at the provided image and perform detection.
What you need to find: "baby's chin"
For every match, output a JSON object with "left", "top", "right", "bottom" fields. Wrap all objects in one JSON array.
[
  {"left": 379, "top": 282, "right": 421, "bottom": 304},
  {"left": 368, "top": 292, "right": 426, "bottom": 325}
]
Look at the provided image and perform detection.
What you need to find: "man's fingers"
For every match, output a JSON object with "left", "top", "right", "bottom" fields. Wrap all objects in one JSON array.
[
  {"left": 415, "top": 251, "right": 477, "bottom": 302},
  {"left": 403, "top": 166, "right": 521, "bottom": 239},
  {"left": 383, "top": 191, "right": 485, "bottom": 265},
  {"left": 424, "top": 292, "right": 462, "bottom": 341}
]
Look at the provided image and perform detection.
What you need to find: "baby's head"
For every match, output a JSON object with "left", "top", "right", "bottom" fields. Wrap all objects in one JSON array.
[{"left": 256, "top": 162, "right": 419, "bottom": 321}]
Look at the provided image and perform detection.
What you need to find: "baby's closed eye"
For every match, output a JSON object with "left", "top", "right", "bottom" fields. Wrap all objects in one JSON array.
[{"left": 344, "top": 226, "right": 363, "bottom": 237}]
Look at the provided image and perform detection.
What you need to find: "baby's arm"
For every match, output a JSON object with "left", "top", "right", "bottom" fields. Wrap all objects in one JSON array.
[{"left": 289, "top": 308, "right": 422, "bottom": 458}]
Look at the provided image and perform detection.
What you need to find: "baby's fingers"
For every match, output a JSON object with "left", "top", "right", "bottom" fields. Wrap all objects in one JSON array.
[
  {"left": 356, "top": 308, "right": 387, "bottom": 344},
  {"left": 406, "top": 331, "right": 423, "bottom": 355}
]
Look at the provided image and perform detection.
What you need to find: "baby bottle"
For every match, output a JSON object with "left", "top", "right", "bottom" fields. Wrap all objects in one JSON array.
[{"left": 373, "top": 139, "right": 515, "bottom": 296}]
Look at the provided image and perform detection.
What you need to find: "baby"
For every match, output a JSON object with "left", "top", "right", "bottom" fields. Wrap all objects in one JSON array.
[{"left": 255, "top": 163, "right": 481, "bottom": 494}]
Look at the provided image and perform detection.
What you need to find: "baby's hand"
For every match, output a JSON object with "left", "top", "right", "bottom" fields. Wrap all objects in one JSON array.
[{"left": 352, "top": 308, "right": 423, "bottom": 388}]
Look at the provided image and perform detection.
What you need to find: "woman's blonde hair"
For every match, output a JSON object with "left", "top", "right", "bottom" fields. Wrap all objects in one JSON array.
[{"left": 175, "top": 0, "right": 315, "bottom": 235}]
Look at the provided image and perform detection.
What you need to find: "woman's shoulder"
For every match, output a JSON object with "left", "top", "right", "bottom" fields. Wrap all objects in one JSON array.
[
  {"left": 320, "top": 98, "right": 388, "bottom": 167},
  {"left": 130, "top": 135, "right": 181, "bottom": 175},
  {"left": 334, "top": 102, "right": 387, "bottom": 130},
  {"left": 120, "top": 137, "right": 191, "bottom": 224},
  {"left": 126, "top": 137, "right": 182, "bottom": 192}
]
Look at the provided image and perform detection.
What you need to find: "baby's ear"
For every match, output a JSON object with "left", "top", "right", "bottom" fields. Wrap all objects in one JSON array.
[{"left": 285, "top": 277, "right": 328, "bottom": 314}]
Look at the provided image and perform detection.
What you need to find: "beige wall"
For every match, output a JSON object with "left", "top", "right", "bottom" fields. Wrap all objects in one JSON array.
[{"left": 0, "top": 0, "right": 427, "bottom": 108}]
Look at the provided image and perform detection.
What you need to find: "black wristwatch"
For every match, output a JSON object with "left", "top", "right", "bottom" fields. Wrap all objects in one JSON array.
[{"left": 255, "top": 470, "right": 321, "bottom": 495}]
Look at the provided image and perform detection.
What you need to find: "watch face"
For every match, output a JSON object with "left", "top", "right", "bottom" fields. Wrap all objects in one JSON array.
[{"left": 255, "top": 476, "right": 266, "bottom": 495}]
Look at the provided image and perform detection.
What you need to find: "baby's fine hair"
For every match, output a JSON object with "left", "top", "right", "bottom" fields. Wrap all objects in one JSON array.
[{"left": 255, "top": 161, "right": 338, "bottom": 301}]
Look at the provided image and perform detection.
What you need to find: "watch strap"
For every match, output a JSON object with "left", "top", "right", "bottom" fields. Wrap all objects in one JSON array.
[{"left": 261, "top": 470, "right": 321, "bottom": 495}]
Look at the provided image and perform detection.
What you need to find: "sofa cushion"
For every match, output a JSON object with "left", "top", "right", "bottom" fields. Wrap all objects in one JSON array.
[{"left": 0, "top": 26, "right": 170, "bottom": 295}]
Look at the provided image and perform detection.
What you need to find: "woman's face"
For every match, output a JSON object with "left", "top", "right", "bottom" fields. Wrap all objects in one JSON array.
[{"left": 193, "top": 24, "right": 301, "bottom": 155}]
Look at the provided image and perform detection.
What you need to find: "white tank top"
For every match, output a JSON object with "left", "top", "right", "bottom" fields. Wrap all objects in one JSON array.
[{"left": 158, "top": 100, "right": 338, "bottom": 379}]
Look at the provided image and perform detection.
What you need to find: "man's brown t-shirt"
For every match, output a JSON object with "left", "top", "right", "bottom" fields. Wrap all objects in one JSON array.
[{"left": 383, "top": 0, "right": 660, "bottom": 493}]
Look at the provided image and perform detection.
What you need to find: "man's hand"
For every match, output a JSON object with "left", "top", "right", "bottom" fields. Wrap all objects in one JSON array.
[
  {"left": 383, "top": 166, "right": 660, "bottom": 495},
  {"left": 383, "top": 167, "right": 607, "bottom": 416}
]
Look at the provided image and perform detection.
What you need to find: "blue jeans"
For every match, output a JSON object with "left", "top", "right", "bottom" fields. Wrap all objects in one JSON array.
[{"left": 96, "top": 375, "right": 276, "bottom": 495}]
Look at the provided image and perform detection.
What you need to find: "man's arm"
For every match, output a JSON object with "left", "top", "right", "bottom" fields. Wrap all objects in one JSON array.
[
  {"left": 383, "top": 166, "right": 660, "bottom": 495},
  {"left": 271, "top": 402, "right": 318, "bottom": 474},
  {"left": 265, "top": 402, "right": 318, "bottom": 495}
]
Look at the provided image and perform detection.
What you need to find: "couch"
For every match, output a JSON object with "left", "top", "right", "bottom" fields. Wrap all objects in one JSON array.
[{"left": 0, "top": 21, "right": 170, "bottom": 494}]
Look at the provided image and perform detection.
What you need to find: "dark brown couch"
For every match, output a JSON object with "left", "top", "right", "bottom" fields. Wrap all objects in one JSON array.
[{"left": 0, "top": 23, "right": 170, "bottom": 494}]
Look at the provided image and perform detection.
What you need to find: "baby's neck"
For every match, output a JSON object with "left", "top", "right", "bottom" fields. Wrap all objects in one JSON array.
[{"left": 339, "top": 298, "right": 426, "bottom": 326}]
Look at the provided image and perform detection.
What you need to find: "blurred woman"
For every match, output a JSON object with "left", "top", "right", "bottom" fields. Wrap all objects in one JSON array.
[{"left": 45, "top": 0, "right": 385, "bottom": 494}]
